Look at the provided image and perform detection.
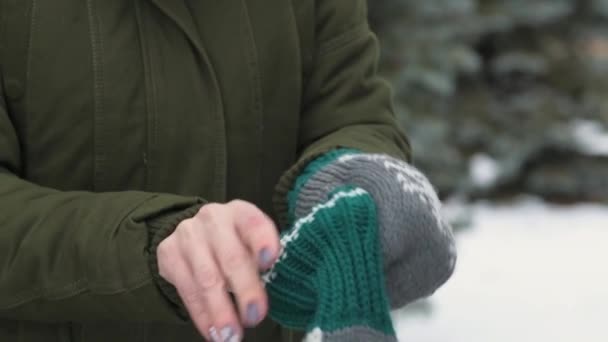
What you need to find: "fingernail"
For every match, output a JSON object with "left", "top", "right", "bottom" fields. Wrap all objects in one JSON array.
[
  {"left": 246, "top": 302, "right": 260, "bottom": 326},
  {"left": 259, "top": 248, "right": 273, "bottom": 268},
  {"left": 220, "top": 326, "right": 236, "bottom": 342},
  {"left": 209, "top": 326, "right": 221, "bottom": 342}
]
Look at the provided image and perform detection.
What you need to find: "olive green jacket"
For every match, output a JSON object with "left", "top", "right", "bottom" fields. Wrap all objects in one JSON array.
[{"left": 0, "top": 0, "right": 410, "bottom": 341}]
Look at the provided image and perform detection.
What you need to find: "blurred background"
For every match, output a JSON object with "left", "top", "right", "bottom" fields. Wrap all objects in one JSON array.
[{"left": 367, "top": 1, "right": 608, "bottom": 341}]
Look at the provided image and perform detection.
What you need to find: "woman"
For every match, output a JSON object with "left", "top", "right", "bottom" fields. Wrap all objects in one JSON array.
[{"left": 0, "top": 0, "right": 456, "bottom": 341}]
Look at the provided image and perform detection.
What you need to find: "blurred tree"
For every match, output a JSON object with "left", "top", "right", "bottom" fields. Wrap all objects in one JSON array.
[{"left": 369, "top": 0, "right": 608, "bottom": 203}]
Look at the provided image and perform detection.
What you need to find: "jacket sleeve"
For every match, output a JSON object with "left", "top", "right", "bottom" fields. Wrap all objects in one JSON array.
[
  {"left": 0, "top": 81, "right": 202, "bottom": 323},
  {"left": 274, "top": 0, "right": 411, "bottom": 225}
]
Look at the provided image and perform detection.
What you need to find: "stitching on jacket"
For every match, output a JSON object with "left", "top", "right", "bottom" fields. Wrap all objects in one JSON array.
[
  {"left": 25, "top": 0, "right": 37, "bottom": 93},
  {"left": 0, "top": 1, "right": 5, "bottom": 80},
  {"left": 0, "top": 0, "right": 5, "bottom": 107},
  {"left": 0, "top": 279, "right": 87, "bottom": 310},
  {"left": 21, "top": 0, "right": 38, "bottom": 165},
  {"left": 134, "top": 0, "right": 155, "bottom": 190},
  {"left": 200, "top": 44, "right": 227, "bottom": 202},
  {"left": 87, "top": 0, "right": 106, "bottom": 191},
  {"left": 240, "top": 0, "right": 264, "bottom": 203},
  {"left": 0, "top": 275, "right": 157, "bottom": 311}
]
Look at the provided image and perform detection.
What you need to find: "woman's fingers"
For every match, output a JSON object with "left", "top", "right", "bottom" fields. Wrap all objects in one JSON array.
[
  {"left": 174, "top": 277, "right": 212, "bottom": 340},
  {"left": 155, "top": 201, "right": 281, "bottom": 340},
  {"left": 157, "top": 230, "right": 216, "bottom": 340},
  {"left": 228, "top": 200, "right": 281, "bottom": 270},
  {"left": 190, "top": 205, "right": 244, "bottom": 340},
  {"left": 205, "top": 202, "right": 271, "bottom": 327}
]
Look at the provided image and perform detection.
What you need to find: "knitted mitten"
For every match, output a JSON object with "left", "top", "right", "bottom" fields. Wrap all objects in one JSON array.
[
  {"left": 289, "top": 149, "right": 457, "bottom": 309},
  {"left": 265, "top": 150, "right": 457, "bottom": 341},
  {"left": 263, "top": 186, "right": 398, "bottom": 342}
]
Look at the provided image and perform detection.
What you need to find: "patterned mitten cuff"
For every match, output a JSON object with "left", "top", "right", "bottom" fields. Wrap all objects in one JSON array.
[
  {"left": 264, "top": 186, "right": 398, "bottom": 342},
  {"left": 289, "top": 149, "right": 457, "bottom": 309}
]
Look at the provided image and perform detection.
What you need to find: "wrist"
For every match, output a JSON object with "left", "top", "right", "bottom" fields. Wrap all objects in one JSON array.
[{"left": 147, "top": 203, "right": 204, "bottom": 317}]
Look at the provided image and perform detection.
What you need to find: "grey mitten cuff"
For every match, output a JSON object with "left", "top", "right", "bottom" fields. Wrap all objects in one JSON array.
[{"left": 293, "top": 152, "right": 457, "bottom": 309}]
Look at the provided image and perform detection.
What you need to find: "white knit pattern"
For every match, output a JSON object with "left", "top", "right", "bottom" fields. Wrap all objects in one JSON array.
[
  {"left": 303, "top": 327, "right": 323, "bottom": 342},
  {"left": 338, "top": 153, "right": 450, "bottom": 236},
  {"left": 261, "top": 188, "right": 369, "bottom": 284}
]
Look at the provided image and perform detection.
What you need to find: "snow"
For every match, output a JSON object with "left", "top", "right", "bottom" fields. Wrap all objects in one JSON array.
[
  {"left": 572, "top": 119, "right": 608, "bottom": 156},
  {"left": 393, "top": 198, "right": 608, "bottom": 342},
  {"left": 469, "top": 153, "right": 501, "bottom": 188}
]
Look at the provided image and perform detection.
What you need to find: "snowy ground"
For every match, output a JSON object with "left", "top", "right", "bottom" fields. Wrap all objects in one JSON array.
[{"left": 392, "top": 198, "right": 608, "bottom": 342}]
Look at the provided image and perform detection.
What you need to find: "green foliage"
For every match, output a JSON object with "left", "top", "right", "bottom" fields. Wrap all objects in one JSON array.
[{"left": 370, "top": 0, "right": 608, "bottom": 202}]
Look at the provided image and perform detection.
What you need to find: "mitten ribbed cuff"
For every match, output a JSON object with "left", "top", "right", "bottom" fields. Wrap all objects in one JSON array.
[{"left": 265, "top": 187, "right": 396, "bottom": 341}]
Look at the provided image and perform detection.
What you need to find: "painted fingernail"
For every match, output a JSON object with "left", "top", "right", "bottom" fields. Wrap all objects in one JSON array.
[
  {"left": 220, "top": 326, "right": 236, "bottom": 342},
  {"left": 246, "top": 302, "right": 260, "bottom": 326},
  {"left": 259, "top": 248, "right": 273, "bottom": 268},
  {"left": 209, "top": 326, "right": 221, "bottom": 342}
]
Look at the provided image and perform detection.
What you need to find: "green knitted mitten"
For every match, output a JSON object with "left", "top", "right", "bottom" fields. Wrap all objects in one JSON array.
[
  {"left": 266, "top": 149, "right": 456, "bottom": 341},
  {"left": 289, "top": 149, "right": 457, "bottom": 309},
  {"left": 263, "top": 186, "right": 398, "bottom": 342}
]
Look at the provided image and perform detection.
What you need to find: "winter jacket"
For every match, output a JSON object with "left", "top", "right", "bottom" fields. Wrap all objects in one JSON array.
[{"left": 0, "top": 0, "right": 410, "bottom": 341}]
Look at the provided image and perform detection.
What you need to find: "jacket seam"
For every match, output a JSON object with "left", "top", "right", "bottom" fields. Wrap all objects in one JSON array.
[
  {"left": 145, "top": 0, "right": 227, "bottom": 201},
  {"left": 22, "top": 0, "right": 37, "bottom": 171},
  {"left": 25, "top": 0, "right": 37, "bottom": 94},
  {"left": 0, "top": 279, "right": 87, "bottom": 310},
  {"left": 200, "top": 44, "right": 227, "bottom": 202},
  {"left": 134, "top": 0, "right": 155, "bottom": 190},
  {"left": 0, "top": 2, "right": 6, "bottom": 85},
  {"left": 0, "top": 275, "right": 157, "bottom": 311},
  {"left": 240, "top": 1, "right": 264, "bottom": 203},
  {"left": 87, "top": 0, "right": 107, "bottom": 191},
  {"left": 0, "top": 0, "right": 4, "bottom": 104},
  {"left": 0, "top": 1, "right": 3, "bottom": 78}
]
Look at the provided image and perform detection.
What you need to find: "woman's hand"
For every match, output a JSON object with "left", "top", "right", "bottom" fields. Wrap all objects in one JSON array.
[{"left": 157, "top": 200, "right": 280, "bottom": 342}]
